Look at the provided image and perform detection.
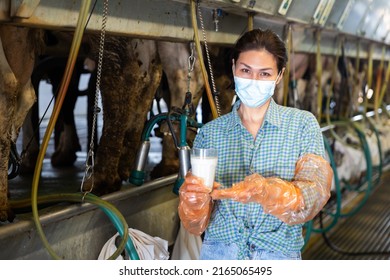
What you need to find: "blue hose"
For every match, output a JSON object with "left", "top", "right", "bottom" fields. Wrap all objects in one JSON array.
[{"left": 97, "top": 196, "right": 140, "bottom": 260}]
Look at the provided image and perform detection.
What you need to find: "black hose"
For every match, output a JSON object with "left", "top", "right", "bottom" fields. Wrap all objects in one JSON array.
[
  {"left": 319, "top": 210, "right": 390, "bottom": 257},
  {"left": 167, "top": 109, "right": 181, "bottom": 149}
]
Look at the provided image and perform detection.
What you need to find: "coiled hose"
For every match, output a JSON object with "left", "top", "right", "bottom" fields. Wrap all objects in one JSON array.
[{"left": 305, "top": 119, "right": 390, "bottom": 256}]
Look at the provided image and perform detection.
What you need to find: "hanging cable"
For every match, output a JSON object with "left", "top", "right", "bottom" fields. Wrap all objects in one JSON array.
[
  {"left": 363, "top": 43, "right": 374, "bottom": 121},
  {"left": 319, "top": 210, "right": 390, "bottom": 257},
  {"left": 378, "top": 54, "right": 390, "bottom": 113},
  {"left": 196, "top": 0, "right": 221, "bottom": 117},
  {"left": 373, "top": 45, "right": 385, "bottom": 122},
  {"left": 283, "top": 23, "right": 292, "bottom": 107},
  {"left": 324, "top": 37, "right": 349, "bottom": 147},
  {"left": 80, "top": 0, "right": 108, "bottom": 195},
  {"left": 315, "top": 29, "right": 323, "bottom": 123},
  {"left": 190, "top": 0, "right": 219, "bottom": 119}
]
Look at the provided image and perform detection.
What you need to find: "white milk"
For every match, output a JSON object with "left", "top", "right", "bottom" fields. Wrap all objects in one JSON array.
[{"left": 190, "top": 156, "right": 218, "bottom": 191}]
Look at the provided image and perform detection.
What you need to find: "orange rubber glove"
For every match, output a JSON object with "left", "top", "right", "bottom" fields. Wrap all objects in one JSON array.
[
  {"left": 211, "top": 154, "right": 333, "bottom": 225},
  {"left": 178, "top": 171, "right": 218, "bottom": 235}
]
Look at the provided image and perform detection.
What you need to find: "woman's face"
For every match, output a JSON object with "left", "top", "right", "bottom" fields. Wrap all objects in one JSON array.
[{"left": 234, "top": 49, "right": 282, "bottom": 82}]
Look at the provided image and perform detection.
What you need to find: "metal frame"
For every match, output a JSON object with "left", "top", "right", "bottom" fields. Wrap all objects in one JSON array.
[{"left": 1, "top": 1, "right": 390, "bottom": 60}]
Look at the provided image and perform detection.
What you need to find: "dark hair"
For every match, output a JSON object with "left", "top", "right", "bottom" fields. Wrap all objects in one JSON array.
[{"left": 231, "top": 28, "right": 287, "bottom": 72}]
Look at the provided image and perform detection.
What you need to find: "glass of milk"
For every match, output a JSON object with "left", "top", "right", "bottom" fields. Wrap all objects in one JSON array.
[{"left": 190, "top": 148, "right": 218, "bottom": 192}]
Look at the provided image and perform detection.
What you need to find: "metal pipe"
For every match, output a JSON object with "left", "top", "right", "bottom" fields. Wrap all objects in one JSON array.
[
  {"left": 178, "top": 146, "right": 191, "bottom": 178},
  {"left": 321, "top": 105, "right": 390, "bottom": 132},
  {"left": 129, "top": 141, "right": 151, "bottom": 186},
  {"left": 133, "top": 141, "right": 151, "bottom": 171}
]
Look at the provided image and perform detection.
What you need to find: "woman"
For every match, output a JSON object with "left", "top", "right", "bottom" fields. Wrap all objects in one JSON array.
[{"left": 178, "top": 28, "right": 333, "bottom": 260}]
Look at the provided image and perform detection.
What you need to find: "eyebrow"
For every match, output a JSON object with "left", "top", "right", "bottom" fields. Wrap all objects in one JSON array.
[{"left": 239, "top": 62, "right": 273, "bottom": 71}]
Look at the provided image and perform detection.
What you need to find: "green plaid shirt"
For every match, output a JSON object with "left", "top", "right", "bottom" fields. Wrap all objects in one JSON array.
[{"left": 193, "top": 99, "right": 325, "bottom": 258}]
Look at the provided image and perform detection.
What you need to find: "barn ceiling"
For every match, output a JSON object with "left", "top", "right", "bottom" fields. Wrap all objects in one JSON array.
[
  {"left": 1, "top": 0, "right": 390, "bottom": 59},
  {"left": 196, "top": 0, "right": 390, "bottom": 44}
]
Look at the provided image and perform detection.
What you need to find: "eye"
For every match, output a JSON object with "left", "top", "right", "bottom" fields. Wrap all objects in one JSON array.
[
  {"left": 240, "top": 68, "right": 251, "bottom": 74},
  {"left": 258, "top": 72, "right": 272, "bottom": 80},
  {"left": 259, "top": 72, "right": 271, "bottom": 78}
]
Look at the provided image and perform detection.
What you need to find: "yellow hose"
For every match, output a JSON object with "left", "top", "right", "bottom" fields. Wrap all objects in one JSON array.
[
  {"left": 352, "top": 40, "right": 361, "bottom": 110},
  {"left": 374, "top": 45, "right": 385, "bottom": 121},
  {"left": 30, "top": 0, "right": 95, "bottom": 259},
  {"left": 364, "top": 43, "right": 373, "bottom": 117},
  {"left": 325, "top": 38, "right": 347, "bottom": 146},
  {"left": 379, "top": 57, "right": 390, "bottom": 114},
  {"left": 247, "top": 12, "right": 254, "bottom": 31},
  {"left": 283, "top": 24, "right": 292, "bottom": 107},
  {"left": 190, "top": 0, "right": 218, "bottom": 119},
  {"left": 316, "top": 30, "right": 323, "bottom": 122}
]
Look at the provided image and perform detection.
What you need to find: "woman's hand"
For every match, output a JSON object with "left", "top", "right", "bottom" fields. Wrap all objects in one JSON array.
[
  {"left": 178, "top": 172, "right": 217, "bottom": 235},
  {"left": 210, "top": 154, "right": 332, "bottom": 225},
  {"left": 211, "top": 173, "right": 304, "bottom": 223},
  {"left": 211, "top": 173, "right": 266, "bottom": 203}
]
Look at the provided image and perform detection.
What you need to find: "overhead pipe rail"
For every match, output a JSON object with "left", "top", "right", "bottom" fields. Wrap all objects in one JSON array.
[{"left": 2, "top": 0, "right": 390, "bottom": 60}]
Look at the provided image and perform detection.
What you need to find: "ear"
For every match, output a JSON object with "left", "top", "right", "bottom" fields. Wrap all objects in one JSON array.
[{"left": 276, "top": 67, "right": 286, "bottom": 84}]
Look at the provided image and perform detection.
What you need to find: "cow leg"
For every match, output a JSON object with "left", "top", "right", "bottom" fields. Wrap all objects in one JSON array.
[
  {"left": 51, "top": 74, "right": 81, "bottom": 167},
  {"left": 20, "top": 55, "right": 52, "bottom": 174},
  {"left": 0, "top": 36, "right": 18, "bottom": 222},
  {"left": 13, "top": 80, "right": 37, "bottom": 142},
  {"left": 84, "top": 38, "right": 130, "bottom": 194},
  {"left": 118, "top": 41, "right": 162, "bottom": 180},
  {"left": 20, "top": 103, "right": 40, "bottom": 174},
  {"left": 41, "top": 57, "right": 83, "bottom": 167},
  {"left": 150, "top": 41, "right": 204, "bottom": 179},
  {"left": 0, "top": 77, "right": 17, "bottom": 222},
  {"left": 0, "top": 26, "right": 43, "bottom": 221},
  {"left": 11, "top": 79, "right": 37, "bottom": 176},
  {"left": 82, "top": 37, "right": 161, "bottom": 195}
]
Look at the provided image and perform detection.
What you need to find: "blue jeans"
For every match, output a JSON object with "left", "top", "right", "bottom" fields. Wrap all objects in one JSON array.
[{"left": 199, "top": 240, "right": 301, "bottom": 260}]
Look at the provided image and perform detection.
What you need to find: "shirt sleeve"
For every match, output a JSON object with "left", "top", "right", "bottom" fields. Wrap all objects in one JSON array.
[
  {"left": 296, "top": 112, "right": 332, "bottom": 218},
  {"left": 299, "top": 112, "right": 325, "bottom": 158}
]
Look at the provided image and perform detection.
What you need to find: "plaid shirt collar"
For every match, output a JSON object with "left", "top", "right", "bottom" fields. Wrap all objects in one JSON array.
[{"left": 227, "top": 98, "right": 281, "bottom": 131}]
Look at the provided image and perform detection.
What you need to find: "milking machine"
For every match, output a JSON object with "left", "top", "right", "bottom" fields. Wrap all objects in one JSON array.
[
  {"left": 129, "top": 33, "right": 210, "bottom": 195},
  {"left": 129, "top": 91, "right": 202, "bottom": 195}
]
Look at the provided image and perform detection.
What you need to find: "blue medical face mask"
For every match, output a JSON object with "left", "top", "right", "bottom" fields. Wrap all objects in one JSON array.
[{"left": 234, "top": 73, "right": 280, "bottom": 108}]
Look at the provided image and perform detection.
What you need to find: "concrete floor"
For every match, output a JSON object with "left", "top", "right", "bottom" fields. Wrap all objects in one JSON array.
[{"left": 302, "top": 170, "right": 390, "bottom": 260}]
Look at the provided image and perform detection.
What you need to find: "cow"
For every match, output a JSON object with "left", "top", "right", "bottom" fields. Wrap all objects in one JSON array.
[
  {"left": 0, "top": 25, "right": 45, "bottom": 221},
  {"left": 84, "top": 39, "right": 230, "bottom": 194},
  {"left": 7, "top": 29, "right": 214, "bottom": 202}
]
